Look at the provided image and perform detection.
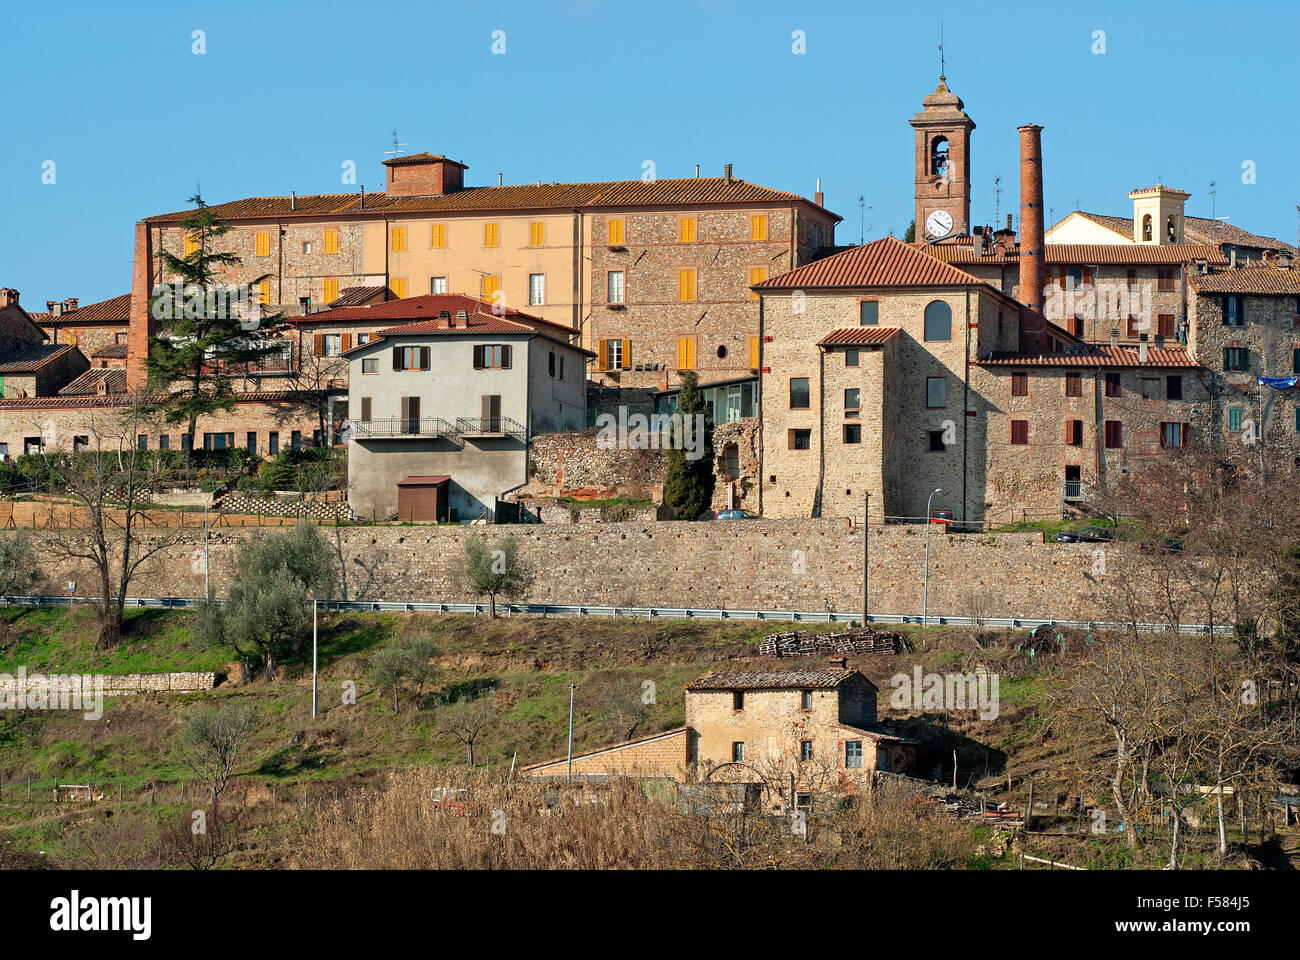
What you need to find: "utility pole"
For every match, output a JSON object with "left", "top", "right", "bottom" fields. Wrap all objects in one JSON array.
[{"left": 862, "top": 491, "right": 870, "bottom": 625}]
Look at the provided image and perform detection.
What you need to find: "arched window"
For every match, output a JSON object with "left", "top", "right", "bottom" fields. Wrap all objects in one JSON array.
[
  {"left": 924, "top": 300, "right": 952, "bottom": 341},
  {"left": 930, "top": 137, "right": 950, "bottom": 177},
  {"left": 1166, "top": 215, "right": 1177, "bottom": 243},
  {"left": 1142, "top": 214, "right": 1153, "bottom": 241}
]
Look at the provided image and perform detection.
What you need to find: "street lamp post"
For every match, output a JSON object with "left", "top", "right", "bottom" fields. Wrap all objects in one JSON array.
[
  {"left": 312, "top": 599, "right": 318, "bottom": 719},
  {"left": 862, "top": 491, "right": 871, "bottom": 626},
  {"left": 922, "top": 488, "right": 943, "bottom": 630}
]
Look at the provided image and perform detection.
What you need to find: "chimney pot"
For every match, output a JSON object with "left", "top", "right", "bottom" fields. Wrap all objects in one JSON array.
[
  {"left": 828, "top": 654, "right": 848, "bottom": 671},
  {"left": 723, "top": 163, "right": 733, "bottom": 183},
  {"left": 1006, "top": 214, "right": 1013, "bottom": 231},
  {"left": 1139, "top": 340, "right": 1149, "bottom": 363},
  {"left": 64, "top": 298, "right": 78, "bottom": 312},
  {"left": 0, "top": 288, "right": 18, "bottom": 308},
  {"left": 1109, "top": 328, "right": 1119, "bottom": 348}
]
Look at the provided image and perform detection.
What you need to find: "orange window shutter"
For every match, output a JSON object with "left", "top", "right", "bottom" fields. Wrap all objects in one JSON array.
[
  {"left": 431, "top": 224, "right": 445, "bottom": 248},
  {"left": 749, "top": 336, "right": 759, "bottom": 369},
  {"left": 598, "top": 339, "right": 608, "bottom": 370},
  {"left": 324, "top": 228, "right": 338, "bottom": 255},
  {"left": 751, "top": 216, "right": 767, "bottom": 241},
  {"left": 259, "top": 281, "right": 270, "bottom": 305},
  {"left": 395, "top": 278, "right": 407, "bottom": 299},
  {"left": 323, "top": 279, "right": 338, "bottom": 304},
  {"left": 530, "top": 222, "right": 544, "bottom": 246},
  {"left": 687, "top": 338, "right": 696, "bottom": 369},
  {"left": 255, "top": 232, "right": 268, "bottom": 257},
  {"left": 341, "top": 334, "right": 352, "bottom": 352},
  {"left": 749, "top": 267, "right": 767, "bottom": 300},
  {"left": 485, "top": 223, "right": 497, "bottom": 247},
  {"left": 314, "top": 334, "right": 324, "bottom": 355},
  {"left": 184, "top": 235, "right": 198, "bottom": 256},
  {"left": 621, "top": 339, "right": 631, "bottom": 369},
  {"left": 609, "top": 219, "right": 624, "bottom": 245}
]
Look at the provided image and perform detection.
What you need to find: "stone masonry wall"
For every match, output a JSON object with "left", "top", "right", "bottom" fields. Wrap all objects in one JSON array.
[{"left": 20, "top": 519, "right": 1246, "bottom": 626}]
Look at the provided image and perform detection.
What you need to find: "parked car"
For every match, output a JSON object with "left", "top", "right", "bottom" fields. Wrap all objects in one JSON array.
[
  {"left": 929, "top": 509, "right": 955, "bottom": 526},
  {"left": 714, "top": 509, "right": 760, "bottom": 520}
]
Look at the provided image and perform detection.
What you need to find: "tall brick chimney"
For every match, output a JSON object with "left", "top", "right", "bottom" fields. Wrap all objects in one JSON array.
[
  {"left": 382, "top": 153, "right": 468, "bottom": 197},
  {"left": 1017, "top": 124, "right": 1047, "bottom": 352},
  {"left": 0, "top": 289, "right": 19, "bottom": 309},
  {"left": 126, "top": 220, "right": 155, "bottom": 390}
]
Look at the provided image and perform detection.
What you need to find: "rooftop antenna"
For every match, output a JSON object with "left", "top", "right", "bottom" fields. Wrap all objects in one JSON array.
[
  {"left": 1209, "top": 181, "right": 1216, "bottom": 220},
  {"left": 858, "top": 195, "right": 865, "bottom": 244},
  {"left": 866, "top": 204, "right": 874, "bottom": 242},
  {"left": 993, "top": 176, "right": 1001, "bottom": 228},
  {"left": 383, "top": 129, "right": 409, "bottom": 160},
  {"left": 938, "top": 22, "right": 945, "bottom": 78}
]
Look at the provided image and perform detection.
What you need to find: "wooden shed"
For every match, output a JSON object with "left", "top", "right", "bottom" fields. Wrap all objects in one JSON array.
[{"left": 396, "top": 475, "right": 451, "bottom": 522}]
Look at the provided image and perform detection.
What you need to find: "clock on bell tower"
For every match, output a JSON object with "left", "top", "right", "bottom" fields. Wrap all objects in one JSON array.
[{"left": 911, "top": 76, "right": 974, "bottom": 239}]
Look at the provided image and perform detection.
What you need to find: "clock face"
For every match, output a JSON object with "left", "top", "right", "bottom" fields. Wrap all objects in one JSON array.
[{"left": 925, "top": 210, "right": 954, "bottom": 239}]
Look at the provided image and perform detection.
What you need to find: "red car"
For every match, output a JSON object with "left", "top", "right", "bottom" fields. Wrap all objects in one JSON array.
[{"left": 929, "top": 509, "right": 955, "bottom": 525}]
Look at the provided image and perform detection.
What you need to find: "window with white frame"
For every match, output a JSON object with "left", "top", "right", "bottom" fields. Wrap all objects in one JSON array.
[
  {"left": 607, "top": 270, "right": 625, "bottom": 304},
  {"left": 529, "top": 273, "right": 545, "bottom": 305},
  {"left": 430, "top": 276, "right": 447, "bottom": 294}
]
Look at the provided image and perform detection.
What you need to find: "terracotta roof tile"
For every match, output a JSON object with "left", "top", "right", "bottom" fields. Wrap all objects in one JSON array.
[
  {"left": 325, "top": 285, "right": 388, "bottom": 309},
  {"left": 319, "top": 293, "right": 575, "bottom": 336},
  {"left": 924, "top": 239, "right": 1227, "bottom": 266},
  {"left": 381, "top": 152, "right": 466, "bottom": 168},
  {"left": 816, "top": 327, "right": 901, "bottom": 346},
  {"left": 30, "top": 293, "right": 131, "bottom": 325},
  {"left": 686, "top": 670, "right": 856, "bottom": 691},
  {"left": 91, "top": 343, "right": 129, "bottom": 358},
  {"left": 58, "top": 368, "right": 127, "bottom": 396},
  {"left": 0, "top": 343, "right": 79, "bottom": 373},
  {"left": 1187, "top": 263, "right": 1300, "bottom": 296},
  {"left": 0, "top": 388, "right": 339, "bottom": 411},
  {"left": 980, "top": 344, "right": 1197, "bottom": 368},
  {"left": 1070, "top": 212, "right": 1296, "bottom": 255},
  {"left": 145, "top": 176, "right": 837, "bottom": 222},
  {"left": 757, "top": 236, "right": 980, "bottom": 289}
]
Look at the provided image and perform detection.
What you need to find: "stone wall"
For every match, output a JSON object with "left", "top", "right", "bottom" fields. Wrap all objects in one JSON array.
[
  {"left": 527, "top": 416, "right": 760, "bottom": 513},
  {"left": 1, "top": 670, "right": 218, "bottom": 699},
  {"left": 20, "top": 519, "right": 1244, "bottom": 626}
]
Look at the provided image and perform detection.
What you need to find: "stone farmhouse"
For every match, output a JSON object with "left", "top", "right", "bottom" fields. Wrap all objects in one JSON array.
[{"left": 522, "top": 662, "right": 915, "bottom": 803}]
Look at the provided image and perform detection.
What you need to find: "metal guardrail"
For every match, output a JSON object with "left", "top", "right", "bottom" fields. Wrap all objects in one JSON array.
[
  {"left": 455, "top": 416, "right": 527, "bottom": 441},
  {"left": 0, "top": 595, "right": 1234, "bottom": 635}
]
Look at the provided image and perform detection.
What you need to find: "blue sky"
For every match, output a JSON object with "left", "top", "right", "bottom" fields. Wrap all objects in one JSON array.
[{"left": 3, "top": 0, "right": 1296, "bottom": 307}]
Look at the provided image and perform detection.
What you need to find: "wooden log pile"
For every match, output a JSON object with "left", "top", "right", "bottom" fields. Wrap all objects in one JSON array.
[{"left": 757, "top": 627, "right": 901, "bottom": 659}]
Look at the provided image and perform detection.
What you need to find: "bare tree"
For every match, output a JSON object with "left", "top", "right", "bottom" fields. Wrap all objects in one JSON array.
[
  {"left": 41, "top": 394, "right": 182, "bottom": 647},
  {"left": 439, "top": 696, "right": 494, "bottom": 767},
  {"left": 174, "top": 701, "right": 259, "bottom": 821}
]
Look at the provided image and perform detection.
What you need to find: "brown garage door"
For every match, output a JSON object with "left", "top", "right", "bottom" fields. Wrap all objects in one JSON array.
[{"left": 396, "top": 476, "right": 450, "bottom": 522}]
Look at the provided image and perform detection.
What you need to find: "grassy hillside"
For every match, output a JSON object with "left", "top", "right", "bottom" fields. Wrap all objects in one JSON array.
[{"left": 0, "top": 607, "right": 1289, "bottom": 870}]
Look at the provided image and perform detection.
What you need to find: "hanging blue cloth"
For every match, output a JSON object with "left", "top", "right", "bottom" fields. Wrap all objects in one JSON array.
[{"left": 1258, "top": 376, "right": 1300, "bottom": 390}]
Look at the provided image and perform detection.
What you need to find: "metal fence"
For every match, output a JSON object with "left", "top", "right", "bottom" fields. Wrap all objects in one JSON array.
[{"left": 0, "top": 594, "right": 1234, "bottom": 635}]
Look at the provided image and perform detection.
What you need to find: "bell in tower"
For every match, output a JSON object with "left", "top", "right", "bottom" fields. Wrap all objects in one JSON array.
[{"left": 910, "top": 77, "right": 975, "bottom": 239}]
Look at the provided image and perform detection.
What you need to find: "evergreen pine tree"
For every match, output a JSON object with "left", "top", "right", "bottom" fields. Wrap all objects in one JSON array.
[
  {"left": 662, "top": 372, "right": 715, "bottom": 520},
  {"left": 146, "top": 193, "right": 290, "bottom": 456}
]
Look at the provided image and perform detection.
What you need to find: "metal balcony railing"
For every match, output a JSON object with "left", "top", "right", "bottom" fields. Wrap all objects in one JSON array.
[
  {"left": 352, "top": 417, "right": 461, "bottom": 439},
  {"left": 1063, "top": 480, "right": 1087, "bottom": 502},
  {"left": 455, "top": 416, "right": 527, "bottom": 441}
]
